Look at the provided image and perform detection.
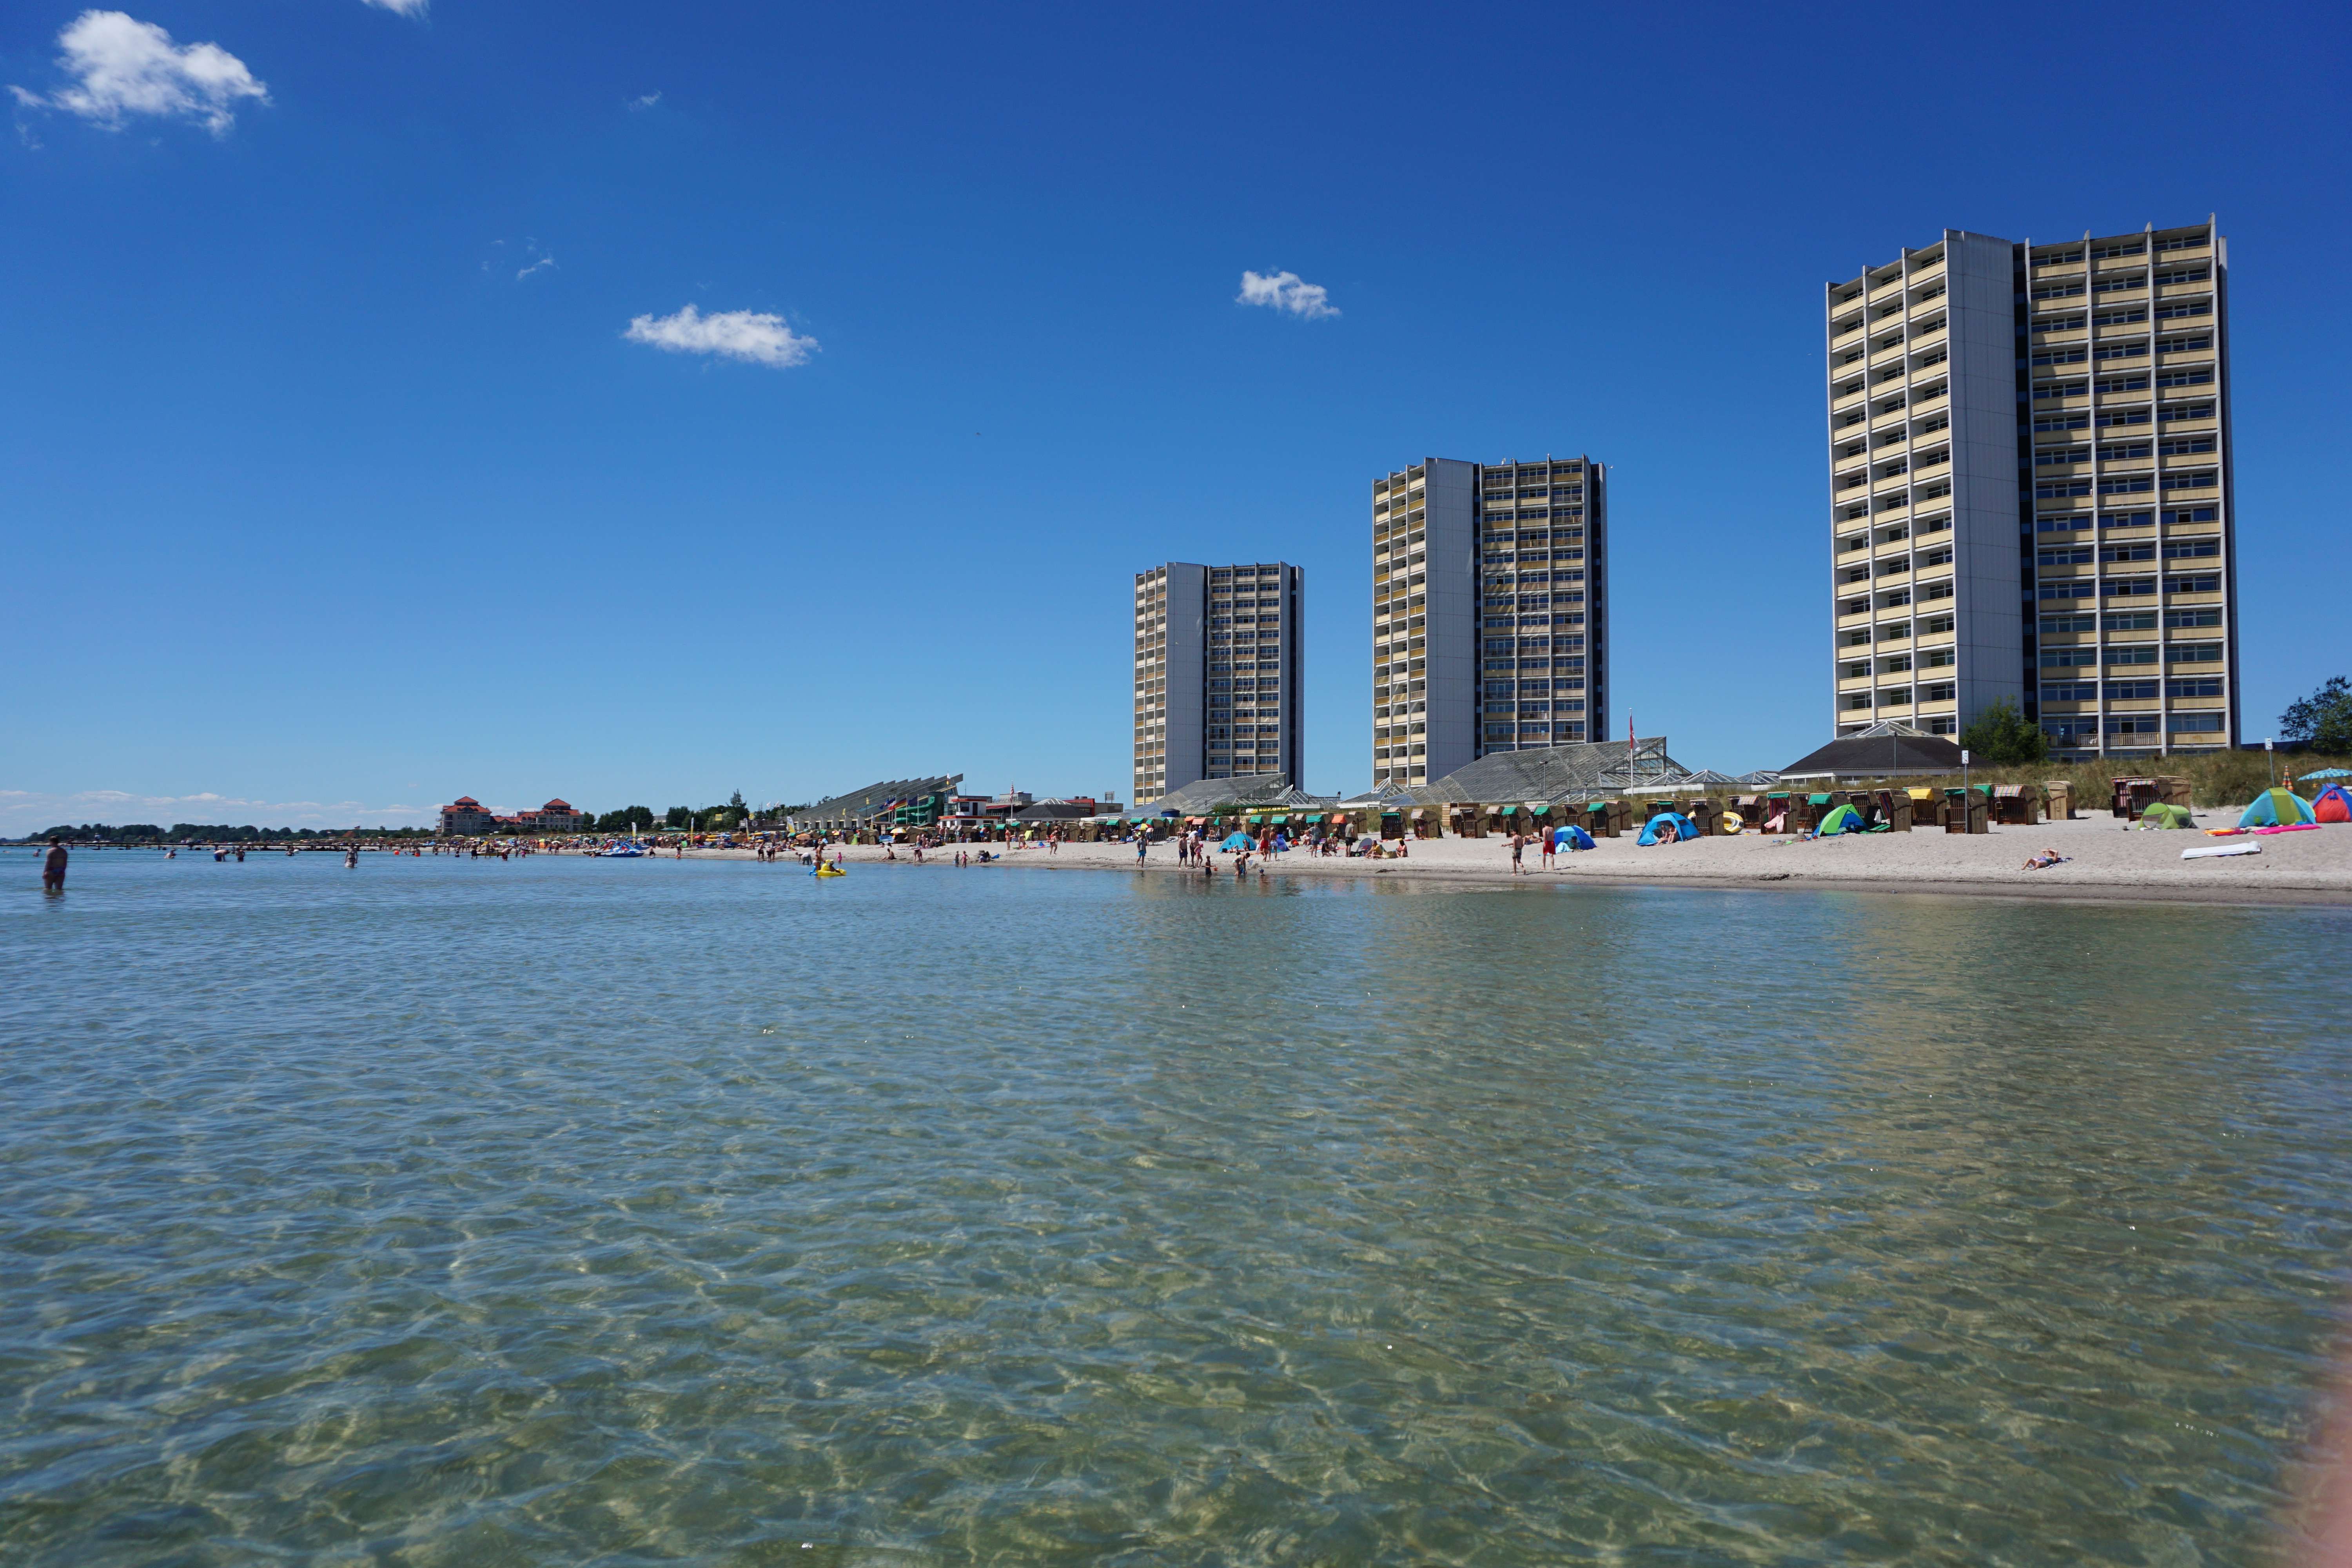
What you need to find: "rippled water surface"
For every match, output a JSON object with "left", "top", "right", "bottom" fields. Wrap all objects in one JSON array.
[{"left": 5, "top": 851, "right": 2352, "bottom": 1566}]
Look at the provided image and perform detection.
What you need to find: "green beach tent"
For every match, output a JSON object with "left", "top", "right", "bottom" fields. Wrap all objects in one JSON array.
[
  {"left": 2238, "top": 788, "right": 2317, "bottom": 828},
  {"left": 2136, "top": 802, "right": 2195, "bottom": 829},
  {"left": 1815, "top": 802, "right": 1866, "bottom": 835}
]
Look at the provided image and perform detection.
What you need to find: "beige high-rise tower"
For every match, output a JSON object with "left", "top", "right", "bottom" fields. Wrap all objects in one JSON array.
[
  {"left": 1133, "top": 561, "right": 1303, "bottom": 803},
  {"left": 1370, "top": 457, "right": 1607, "bottom": 790},
  {"left": 1826, "top": 220, "right": 2235, "bottom": 757}
]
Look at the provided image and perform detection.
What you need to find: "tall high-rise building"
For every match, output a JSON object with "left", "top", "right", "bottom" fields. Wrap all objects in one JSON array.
[
  {"left": 1826, "top": 220, "right": 2234, "bottom": 758},
  {"left": 1370, "top": 457, "right": 1607, "bottom": 791},
  {"left": 1132, "top": 561, "right": 1303, "bottom": 802}
]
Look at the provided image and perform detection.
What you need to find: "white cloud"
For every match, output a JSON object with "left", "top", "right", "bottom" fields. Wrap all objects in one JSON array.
[
  {"left": 0, "top": 788, "right": 436, "bottom": 835},
  {"left": 628, "top": 91, "right": 662, "bottom": 111},
  {"left": 362, "top": 0, "right": 430, "bottom": 15},
  {"left": 516, "top": 242, "right": 555, "bottom": 281},
  {"left": 624, "top": 305, "right": 818, "bottom": 368},
  {"left": 1237, "top": 269, "right": 1338, "bottom": 319},
  {"left": 11, "top": 11, "right": 269, "bottom": 137}
]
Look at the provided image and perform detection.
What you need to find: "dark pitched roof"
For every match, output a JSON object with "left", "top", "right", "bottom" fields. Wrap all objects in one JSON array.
[
  {"left": 1404, "top": 737, "right": 1691, "bottom": 804},
  {"left": 1138, "top": 773, "right": 1328, "bottom": 815},
  {"left": 801, "top": 775, "right": 964, "bottom": 818},
  {"left": 1780, "top": 733, "right": 1965, "bottom": 779}
]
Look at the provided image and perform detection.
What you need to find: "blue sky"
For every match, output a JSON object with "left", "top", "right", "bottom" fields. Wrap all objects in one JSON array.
[{"left": 4, "top": 2, "right": 2347, "bottom": 830}]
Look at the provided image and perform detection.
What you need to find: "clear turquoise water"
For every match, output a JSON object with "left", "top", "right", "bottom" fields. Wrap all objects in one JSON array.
[{"left": 4, "top": 850, "right": 2350, "bottom": 1566}]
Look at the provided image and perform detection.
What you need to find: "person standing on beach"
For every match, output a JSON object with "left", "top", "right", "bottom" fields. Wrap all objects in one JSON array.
[
  {"left": 1540, "top": 830, "right": 1556, "bottom": 871},
  {"left": 1136, "top": 835, "right": 1147, "bottom": 867},
  {"left": 42, "top": 837, "right": 67, "bottom": 893},
  {"left": 1510, "top": 832, "right": 1528, "bottom": 875}
]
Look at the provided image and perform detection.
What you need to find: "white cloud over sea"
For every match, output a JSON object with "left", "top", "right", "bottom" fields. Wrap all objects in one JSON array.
[
  {"left": 9, "top": 11, "right": 269, "bottom": 137},
  {"left": 1237, "top": 269, "right": 1337, "bottom": 319},
  {"left": 0, "top": 789, "right": 436, "bottom": 836},
  {"left": 362, "top": 0, "right": 430, "bottom": 16},
  {"left": 624, "top": 305, "right": 818, "bottom": 368}
]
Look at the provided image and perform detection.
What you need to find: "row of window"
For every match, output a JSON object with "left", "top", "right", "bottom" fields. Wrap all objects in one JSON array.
[
  {"left": 2036, "top": 237, "right": 2206, "bottom": 267},
  {"left": 1839, "top": 613, "right": 1958, "bottom": 646},
  {"left": 1843, "top": 681, "right": 1961, "bottom": 709},
  {"left": 2040, "top": 642, "right": 2224, "bottom": 667},
  {"left": 2046, "top": 714, "right": 2227, "bottom": 741},
  {"left": 2034, "top": 539, "right": 2221, "bottom": 566},
  {"left": 2030, "top": 333, "right": 2210, "bottom": 368},
  {"left": 2034, "top": 506, "right": 2219, "bottom": 533},
  {"left": 2035, "top": 469, "right": 2218, "bottom": 499},
  {"left": 2037, "top": 574, "right": 2222, "bottom": 600},
  {"left": 2032, "top": 367, "right": 2212, "bottom": 400},
  {"left": 2038, "top": 609, "right": 2223, "bottom": 634},
  {"left": 1483, "top": 570, "right": 1585, "bottom": 587},
  {"left": 2034, "top": 436, "right": 2220, "bottom": 464},
  {"left": 2042, "top": 679, "right": 2225, "bottom": 702},
  {"left": 2059, "top": 303, "right": 2199, "bottom": 329},
  {"left": 2034, "top": 299, "right": 2211, "bottom": 333},
  {"left": 2033, "top": 402, "right": 2215, "bottom": 432}
]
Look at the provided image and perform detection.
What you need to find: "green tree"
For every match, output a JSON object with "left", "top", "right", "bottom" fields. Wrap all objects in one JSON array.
[
  {"left": 1958, "top": 697, "right": 2049, "bottom": 766},
  {"left": 2281, "top": 676, "right": 2352, "bottom": 752}
]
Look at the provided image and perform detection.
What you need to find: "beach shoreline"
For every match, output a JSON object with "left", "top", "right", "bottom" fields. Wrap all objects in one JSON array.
[{"left": 661, "top": 815, "right": 2352, "bottom": 908}]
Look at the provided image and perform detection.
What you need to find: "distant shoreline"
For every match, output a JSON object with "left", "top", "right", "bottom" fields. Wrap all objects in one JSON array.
[{"left": 668, "top": 820, "right": 2352, "bottom": 909}]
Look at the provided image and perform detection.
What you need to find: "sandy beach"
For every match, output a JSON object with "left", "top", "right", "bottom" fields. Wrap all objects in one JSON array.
[{"left": 675, "top": 813, "right": 2352, "bottom": 906}]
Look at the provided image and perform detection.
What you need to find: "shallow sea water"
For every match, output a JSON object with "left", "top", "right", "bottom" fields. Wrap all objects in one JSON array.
[{"left": 4, "top": 850, "right": 2351, "bottom": 1566}]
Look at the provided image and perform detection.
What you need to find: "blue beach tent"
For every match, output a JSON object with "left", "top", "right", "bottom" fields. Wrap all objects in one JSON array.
[
  {"left": 1220, "top": 831, "right": 1254, "bottom": 850},
  {"left": 1637, "top": 812, "right": 1697, "bottom": 846},
  {"left": 1553, "top": 825, "right": 1596, "bottom": 851},
  {"left": 1814, "top": 802, "right": 1867, "bottom": 836},
  {"left": 2238, "top": 788, "right": 2317, "bottom": 828}
]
